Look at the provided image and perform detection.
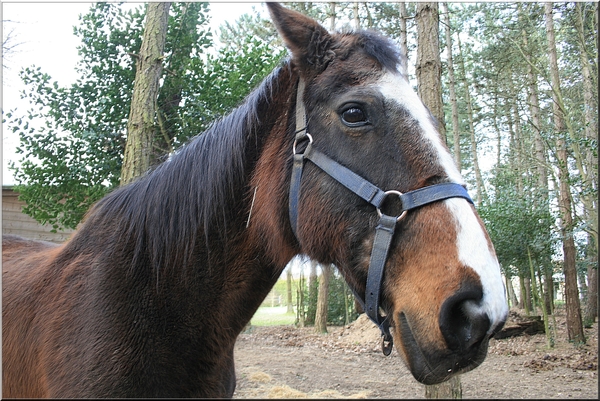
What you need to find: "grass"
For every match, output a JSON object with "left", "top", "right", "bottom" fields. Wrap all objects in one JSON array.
[{"left": 250, "top": 306, "right": 296, "bottom": 326}]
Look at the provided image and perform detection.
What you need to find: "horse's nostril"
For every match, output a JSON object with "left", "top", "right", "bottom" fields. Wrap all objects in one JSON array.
[{"left": 439, "top": 284, "right": 491, "bottom": 351}]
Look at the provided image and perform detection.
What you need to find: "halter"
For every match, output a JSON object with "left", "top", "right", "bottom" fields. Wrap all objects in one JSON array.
[{"left": 289, "top": 79, "right": 474, "bottom": 356}]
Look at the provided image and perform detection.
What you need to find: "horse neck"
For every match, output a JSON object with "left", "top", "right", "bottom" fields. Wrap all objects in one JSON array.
[{"left": 63, "top": 65, "right": 298, "bottom": 305}]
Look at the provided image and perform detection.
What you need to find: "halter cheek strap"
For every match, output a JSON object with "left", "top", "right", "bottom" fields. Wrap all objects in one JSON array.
[{"left": 290, "top": 79, "right": 474, "bottom": 355}]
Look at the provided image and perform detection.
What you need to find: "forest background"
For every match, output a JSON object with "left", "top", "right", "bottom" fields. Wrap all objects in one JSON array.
[{"left": 2, "top": 0, "right": 597, "bottom": 359}]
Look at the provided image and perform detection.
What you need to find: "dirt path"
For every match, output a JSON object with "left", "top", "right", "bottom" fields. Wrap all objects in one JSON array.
[{"left": 232, "top": 311, "right": 597, "bottom": 399}]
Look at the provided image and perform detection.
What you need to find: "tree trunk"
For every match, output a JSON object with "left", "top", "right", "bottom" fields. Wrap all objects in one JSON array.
[
  {"left": 575, "top": 2, "right": 599, "bottom": 259},
  {"left": 584, "top": 255, "right": 598, "bottom": 325},
  {"left": 506, "top": 275, "right": 519, "bottom": 308},
  {"left": 306, "top": 259, "right": 318, "bottom": 325},
  {"left": 121, "top": 2, "right": 171, "bottom": 185},
  {"left": 415, "top": 2, "right": 445, "bottom": 140},
  {"left": 456, "top": 34, "right": 485, "bottom": 206},
  {"left": 397, "top": 2, "right": 409, "bottom": 76},
  {"left": 329, "top": 2, "right": 336, "bottom": 31},
  {"left": 417, "top": 4, "right": 461, "bottom": 397},
  {"left": 315, "top": 264, "right": 332, "bottom": 333},
  {"left": 286, "top": 267, "right": 294, "bottom": 314},
  {"left": 296, "top": 262, "right": 306, "bottom": 328},
  {"left": 425, "top": 376, "right": 462, "bottom": 399},
  {"left": 441, "top": 3, "right": 461, "bottom": 169},
  {"left": 520, "top": 6, "right": 555, "bottom": 316},
  {"left": 353, "top": 2, "right": 360, "bottom": 30},
  {"left": 545, "top": 1, "right": 585, "bottom": 345}
]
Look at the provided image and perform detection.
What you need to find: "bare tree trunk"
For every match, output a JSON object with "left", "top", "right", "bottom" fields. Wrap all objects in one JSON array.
[
  {"left": 585, "top": 266, "right": 598, "bottom": 323},
  {"left": 353, "top": 2, "right": 360, "bottom": 30},
  {"left": 415, "top": 2, "right": 445, "bottom": 140},
  {"left": 417, "top": 4, "right": 461, "bottom": 397},
  {"left": 425, "top": 376, "right": 462, "bottom": 399},
  {"left": 441, "top": 3, "right": 461, "bottom": 169},
  {"left": 575, "top": 2, "right": 599, "bottom": 261},
  {"left": 329, "top": 2, "right": 336, "bottom": 31},
  {"left": 306, "top": 259, "right": 318, "bottom": 325},
  {"left": 456, "top": 34, "right": 485, "bottom": 206},
  {"left": 397, "top": 2, "right": 409, "bottom": 75},
  {"left": 545, "top": 2, "right": 585, "bottom": 345},
  {"left": 506, "top": 275, "right": 519, "bottom": 308},
  {"left": 296, "top": 262, "right": 306, "bottom": 328},
  {"left": 315, "top": 264, "right": 332, "bottom": 333},
  {"left": 520, "top": 5, "right": 554, "bottom": 316},
  {"left": 286, "top": 267, "right": 294, "bottom": 314},
  {"left": 121, "top": 2, "right": 171, "bottom": 185}
]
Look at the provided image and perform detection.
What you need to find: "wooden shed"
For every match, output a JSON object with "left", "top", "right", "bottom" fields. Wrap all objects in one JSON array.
[{"left": 2, "top": 186, "right": 75, "bottom": 243}]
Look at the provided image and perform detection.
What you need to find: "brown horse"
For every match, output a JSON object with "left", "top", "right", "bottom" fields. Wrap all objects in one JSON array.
[{"left": 2, "top": 3, "right": 508, "bottom": 398}]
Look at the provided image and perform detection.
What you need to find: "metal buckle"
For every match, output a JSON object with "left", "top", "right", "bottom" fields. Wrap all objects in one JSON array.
[
  {"left": 377, "top": 190, "right": 407, "bottom": 222},
  {"left": 292, "top": 132, "right": 313, "bottom": 155},
  {"left": 382, "top": 332, "right": 393, "bottom": 356}
]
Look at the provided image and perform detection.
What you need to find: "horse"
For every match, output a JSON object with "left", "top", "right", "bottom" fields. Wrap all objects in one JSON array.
[{"left": 2, "top": 3, "right": 508, "bottom": 398}]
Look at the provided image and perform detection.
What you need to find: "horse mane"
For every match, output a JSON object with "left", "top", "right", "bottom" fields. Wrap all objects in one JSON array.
[
  {"left": 69, "top": 63, "right": 293, "bottom": 279},
  {"left": 336, "top": 29, "right": 405, "bottom": 75}
]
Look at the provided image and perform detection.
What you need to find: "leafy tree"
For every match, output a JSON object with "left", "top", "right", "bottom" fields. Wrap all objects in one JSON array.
[
  {"left": 6, "top": 2, "right": 284, "bottom": 231},
  {"left": 6, "top": 3, "right": 145, "bottom": 230},
  {"left": 479, "top": 165, "right": 557, "bottom": 278}
]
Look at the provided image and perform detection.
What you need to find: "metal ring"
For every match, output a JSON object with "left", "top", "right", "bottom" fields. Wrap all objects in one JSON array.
[
  {"left": 292, "top": 133, "right": 313, "bottom": 155},
  {"left": 377, "top": 190, "right": 407, "bottom": 222}
]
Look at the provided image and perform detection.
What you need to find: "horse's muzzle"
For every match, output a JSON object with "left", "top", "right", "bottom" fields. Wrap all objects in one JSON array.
[{"left": 397, "top": 282, "right": 506, "bottom": 385}]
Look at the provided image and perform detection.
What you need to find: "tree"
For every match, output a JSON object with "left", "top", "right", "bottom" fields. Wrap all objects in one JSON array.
[
  {"left": 415, "top": 2, "right": 445, "bottom": 140},
  {"left": 121, "top": 2, "right": 171, "bottom": 185},
  {"left": 441, "top": 3, "right": 461, "bottom": 169},
  {"left": 286, "top": 267, "right": 294, "bottom": 314},
  {"left": 6, "top": 3, "right": 281, "bottom": 231},
  {"left": 314, "top": 264, "right": 332, "bottom": 333},
  {"left": 306, "top": 259, "right": 319, "bottom": 325},
  {"left": 544, "top": 2, "right": 585, "bottom": 345},
  {"left": 6, "top": 3, "right": 146, "bottom": 230},
  {"left": 416, "top": 3, "right": 461, "bottom": 398}
]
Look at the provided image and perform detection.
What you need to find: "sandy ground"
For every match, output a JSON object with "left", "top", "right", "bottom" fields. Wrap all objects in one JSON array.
[{"left": 232, "top": 309, "right": 598, "bottom": 399}]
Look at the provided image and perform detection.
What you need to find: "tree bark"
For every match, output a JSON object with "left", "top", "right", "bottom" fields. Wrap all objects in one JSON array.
[
  {"left": 329, "top": 2, "right": 336, "bottom": 31},
  {"left": 353, "top": 2, "right": 360, "bottom": 30},
  {"left": 397, "top": 2, "right": 409, "bottom": 76},
  {"left": 545, "top": 2, "right": 585, "bottom": 345},
  {"left": 417, "top": 4, "right": 461, "bottom": 397},
  {"left": 575, "top": 2, "right": 599, "bottom": 265},
  {"left": 306, "top": 259, "right": 318, "bottom": 325},
  {"left": 121, "top": 2, "right": 171, "bottom": 185},
  {"left": 415, "top": 2, "right": 445, "bottom": 140},
  {"left": 441, "top": 3, "right": 461, "bottom": 169},
  {"left": 506, "top": 275, "right": 519, "bottom": 308},
  {"left": 314, "top": 264, "right": 332, "bottom": 333},
  {"left": 519, "top": 4, "right": 554, "bottom": 316},
  {"left": 456, "top": 33, "right": 485, "bottom": 206},
  {"left": 286, "top": 267, "right": 294, "bottom": 314},
  {"left": 425, "top": 376, "right": 462, "bottom": 399}
]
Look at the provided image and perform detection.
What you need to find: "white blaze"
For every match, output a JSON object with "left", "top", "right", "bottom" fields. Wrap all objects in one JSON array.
[
  {"left": 375, "top": 72, "right": 463, "bottom": 184},
  {"left": 375, "top": 71, "right": 509, "bottom": 330},
  {"left": 445, "top": 198, "right": 509, "bottom": 330}
]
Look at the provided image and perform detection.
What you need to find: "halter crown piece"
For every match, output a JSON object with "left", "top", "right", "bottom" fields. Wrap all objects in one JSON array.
[{"left": 289, "top": 79, "right": 474, "bottom": 356}]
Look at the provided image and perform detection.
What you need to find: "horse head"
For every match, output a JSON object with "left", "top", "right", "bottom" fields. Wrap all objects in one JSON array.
[{"left": 265, "top": 3, "right": 508, "bottom": 385}]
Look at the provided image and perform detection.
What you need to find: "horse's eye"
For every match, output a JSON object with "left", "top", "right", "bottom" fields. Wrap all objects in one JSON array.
[{"left": 341, "top": 107, "right": 368, "bottom": 126}]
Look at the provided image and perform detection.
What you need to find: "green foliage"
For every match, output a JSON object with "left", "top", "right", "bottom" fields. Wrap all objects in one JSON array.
[
  {"left": 327, "top": 271, "right": 359, "bottom": 326},
  {"left": 479, "top": 164, "right": 557, "bottom": 278},
  {"left": 6, "top": 3, "right": 146, "bottom": 230},
  {"left": 6, "top": 3, "right": 283, "bottom": 231}
]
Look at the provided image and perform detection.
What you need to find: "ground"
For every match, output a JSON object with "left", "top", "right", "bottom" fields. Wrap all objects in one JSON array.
[{"left": 232, "top": 308, "right": 598, "bottom": 399}]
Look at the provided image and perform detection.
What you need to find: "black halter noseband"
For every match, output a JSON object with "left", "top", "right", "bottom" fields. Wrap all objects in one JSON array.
[{"left": 289, "top": 79, "right": 474, "bottom": 355}]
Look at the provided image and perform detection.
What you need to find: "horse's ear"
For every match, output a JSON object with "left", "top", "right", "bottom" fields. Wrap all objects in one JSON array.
[{"left": 267, "top": 2, "right": 335, "bottom": 76}]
